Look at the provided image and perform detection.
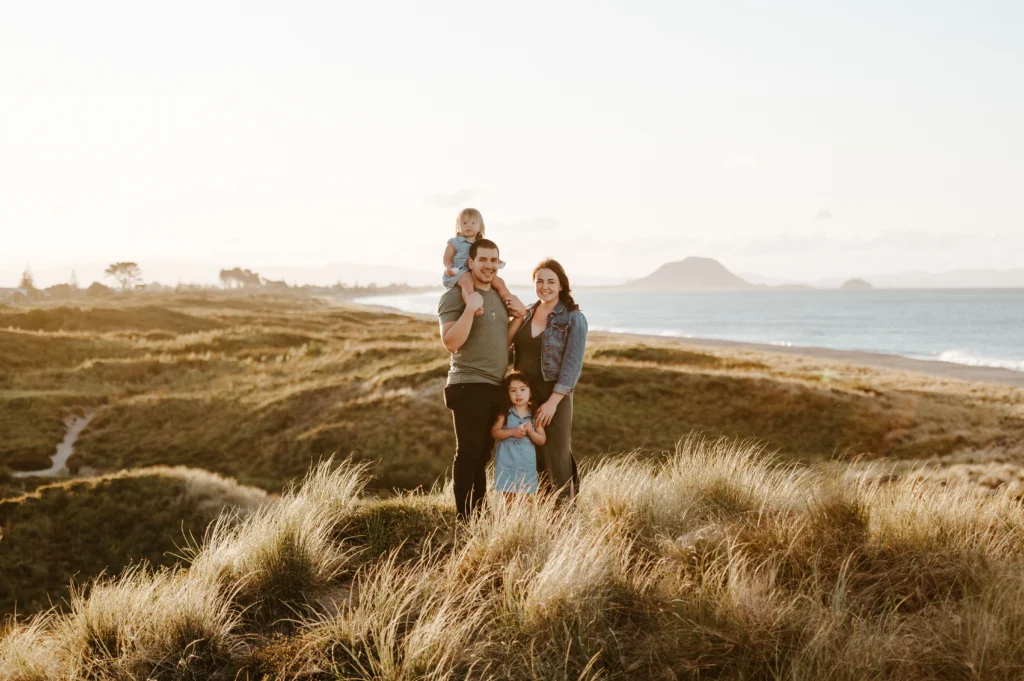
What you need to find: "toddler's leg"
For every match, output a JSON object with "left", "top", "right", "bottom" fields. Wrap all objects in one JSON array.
[
  {"left": 457, "top": 271, "right": 483, "bottom": 316},
  {"left": 493, "top": 276, "right": 526, "bottom": 317}
]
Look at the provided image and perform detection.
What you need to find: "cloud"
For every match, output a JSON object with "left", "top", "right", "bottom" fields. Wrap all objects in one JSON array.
[
  {"left": 723, "top": 155, "right": 758, "bottom": 170},
  {"left": 806, "top": 208, "right": 833, "bottom": 222},
  {"left": 424, "top": 189, "right": 478, "bottom": 208},
  {"left": 504, "top": 216, "right": 561, "bottom": 232}
]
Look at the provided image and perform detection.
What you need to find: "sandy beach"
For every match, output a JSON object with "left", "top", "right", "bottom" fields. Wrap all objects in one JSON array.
[{"left": 627, "top": 334, "right": 1024, "bottom": 389}]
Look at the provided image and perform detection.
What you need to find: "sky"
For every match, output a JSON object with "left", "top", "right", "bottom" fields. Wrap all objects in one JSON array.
[{"left": 2, "top": 1, "right": 1022, "bottom": 287}]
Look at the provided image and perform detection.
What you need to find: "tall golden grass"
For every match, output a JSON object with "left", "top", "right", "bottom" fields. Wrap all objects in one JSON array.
[
  {"left": 5, "top": 438, "right": 1024, "bottom": 680},
  {"left": 0, "top": 467, "right": 267, "bottom": 616}
]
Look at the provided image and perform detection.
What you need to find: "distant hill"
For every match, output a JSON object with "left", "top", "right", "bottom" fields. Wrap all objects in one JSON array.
[
  {"left": 841, "top": 278, "right": 874, "bottom": 291},
  {"left": 623, "top": 257, "right": 754, "bottom": 291}
]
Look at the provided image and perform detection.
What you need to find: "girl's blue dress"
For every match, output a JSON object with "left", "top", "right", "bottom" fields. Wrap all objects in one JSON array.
[
  {"left": 494, "top": 408, "right": 539, "bottom": 494},
  {"left": 442, "top": 236, "right": 473, "bottom": 288}
]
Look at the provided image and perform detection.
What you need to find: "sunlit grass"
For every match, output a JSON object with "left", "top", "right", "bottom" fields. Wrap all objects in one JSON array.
[{"left": 8, "top": 440, "right": 1024, "bottom": 679}]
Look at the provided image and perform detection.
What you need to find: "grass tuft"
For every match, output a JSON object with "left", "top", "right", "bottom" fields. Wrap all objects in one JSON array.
[
  {"left": 58, "top": 567, "right": 241, "bottom": 680},
  {"left": 0, "top": 614, "right": 59, "bottom": 681},
  {"left": 189, "top": 458, "right": 369, "bottom": 625}
]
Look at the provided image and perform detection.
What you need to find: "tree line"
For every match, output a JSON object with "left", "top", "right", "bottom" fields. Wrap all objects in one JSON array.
[{"left": 6, "top": 262, "right": 422, "bottom": 303}]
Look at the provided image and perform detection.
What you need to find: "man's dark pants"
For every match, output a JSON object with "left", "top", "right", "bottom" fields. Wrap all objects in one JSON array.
[{"left": 444, "top": 382, "right": 503, "bottom": 520}]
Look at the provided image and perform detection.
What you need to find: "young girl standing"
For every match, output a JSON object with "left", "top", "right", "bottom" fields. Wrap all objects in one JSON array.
[
  {"left": 443, "top": 207, "right": 525, "bottom": 317},
  {"left": 490, "top": 372, "right": 546, "bottom": 500}
]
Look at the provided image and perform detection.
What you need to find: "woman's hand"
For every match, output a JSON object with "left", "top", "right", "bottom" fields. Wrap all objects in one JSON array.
[{"left": 534, "top": 399, "right": 559, "bottom": 428}]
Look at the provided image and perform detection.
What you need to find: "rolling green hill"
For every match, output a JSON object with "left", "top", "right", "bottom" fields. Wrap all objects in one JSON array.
[
  {"left": 0, "top": 467, "right": 266, "bottom": 615},
  {"left": 3, "top": 292, "right": 1022, "bottom": 493}
]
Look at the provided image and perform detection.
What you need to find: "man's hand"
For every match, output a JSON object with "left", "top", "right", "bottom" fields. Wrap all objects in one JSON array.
[
  {"left": 504, "top": 295, "right": 527, "bottom": 318},
  {"left": 535, "top": 399, "right": 558, "bottom": 428},
  {"left": 440, "top": 290, "right": 486, "bottom": 353},
  {"left": 465, "top": 291, "right": 484, "bottom": 315}
]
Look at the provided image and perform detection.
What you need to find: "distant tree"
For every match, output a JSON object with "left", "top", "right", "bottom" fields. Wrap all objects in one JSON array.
[
  {"left": 69, "top": 270, "right": 80, "bottom": 290},
  {"left": 46, "top": 283, "right": 75, "bottom": 299},
  {"left": 105, "top": 262, "right": 142, "bottom": 290},
  {"left": 86, "top": 282, "right": 114, "bottom": 297},
  {"left": 219, "top": 267, "right": 263, "bottom": 289},
  {"left": 242, "top": 269, "right": 262, "bottom": 287},
  {"left": 262, "top": 278, "right": 290, "bottom": 292},
  {"left": 18, "top": 265, "right": 34, "bottom": 290}
]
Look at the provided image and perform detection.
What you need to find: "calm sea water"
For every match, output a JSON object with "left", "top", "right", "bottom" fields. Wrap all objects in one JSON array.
[{"left": 355, "top": 288, "right": 1024, "bottom": 372}]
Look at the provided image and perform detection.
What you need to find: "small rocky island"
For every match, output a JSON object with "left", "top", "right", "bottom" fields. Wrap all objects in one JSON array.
[{"left": 840, "top": 278, "right": 874, "bottom": 290}]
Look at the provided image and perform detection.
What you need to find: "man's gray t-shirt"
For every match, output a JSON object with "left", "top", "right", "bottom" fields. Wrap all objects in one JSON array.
[{"left": 438, "top": 287, "right": 509, "bottom": 386}]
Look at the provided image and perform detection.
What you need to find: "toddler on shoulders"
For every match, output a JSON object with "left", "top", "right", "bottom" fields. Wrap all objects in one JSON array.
[{"left": 443, "top": 207, "right": 525, "bottom": 317}]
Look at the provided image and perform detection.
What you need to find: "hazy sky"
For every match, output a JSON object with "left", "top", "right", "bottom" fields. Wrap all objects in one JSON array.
[{"left": 2, "top": 1, "right": 1022, "bottom": 286}]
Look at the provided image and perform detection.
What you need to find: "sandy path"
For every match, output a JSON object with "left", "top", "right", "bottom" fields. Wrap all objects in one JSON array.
[{"left": 12, "top": 411, "right": 96, "bottom": 478}]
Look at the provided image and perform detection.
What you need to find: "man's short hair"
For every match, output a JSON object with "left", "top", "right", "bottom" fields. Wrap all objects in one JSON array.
[{"left": 469, "top": 238, "right": 500, "bottom": 259}]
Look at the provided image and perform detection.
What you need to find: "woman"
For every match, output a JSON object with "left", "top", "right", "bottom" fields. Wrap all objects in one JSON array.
[{"left": 508, "top": 259, "right": 588, "bottom": 500}]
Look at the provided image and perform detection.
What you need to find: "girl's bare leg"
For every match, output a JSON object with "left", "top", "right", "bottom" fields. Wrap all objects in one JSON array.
[
  {"left": 493, "top": 276, "right": 526, "bottom": 317},
  {"left": 457, "top": 271, "right": 483, "bottom": 316}
]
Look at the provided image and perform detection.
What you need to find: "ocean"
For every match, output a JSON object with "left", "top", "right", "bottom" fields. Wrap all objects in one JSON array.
[{"left": 355, "top": 288, "right": 1024, "bottom": 373}]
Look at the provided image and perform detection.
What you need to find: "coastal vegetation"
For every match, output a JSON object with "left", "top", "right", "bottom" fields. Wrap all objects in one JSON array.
[
  {"left": 2, "top": 290, "right": 1024, "bottom": 677},
  {"left": 5, "top": 442, "right": 1024, "bottom": 679},
  {"left": 3, "top": 291, "right": 1021, "bottom": 493},
  {"left": 0, "top": 467, "right": 266, "bottom": 615}
]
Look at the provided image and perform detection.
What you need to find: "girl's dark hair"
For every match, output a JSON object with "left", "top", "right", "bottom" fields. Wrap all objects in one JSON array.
[
  {"left": 532, "top": 259, "right": 579, "bottom": 311},
  {"left": 501, "top": 371, "right": 535, "bottom": 417}
]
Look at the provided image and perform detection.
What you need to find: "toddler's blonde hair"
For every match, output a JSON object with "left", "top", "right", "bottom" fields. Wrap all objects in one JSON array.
[{"left": 456, "top": 208, "right": 486, "bottom": 237}]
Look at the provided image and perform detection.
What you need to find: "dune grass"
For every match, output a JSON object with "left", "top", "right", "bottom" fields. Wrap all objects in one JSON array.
[
  {"left": 0, "top": 304, "right": 225, "bottom": 334},
  {"left": 4, "top": 291, "right": 1022, "bottom": 495},
  {"left": 6, "top": 439, "right": 1024, "bottom": 680},
  {"left": 0, "top": 467, "right": 267, "bottom": 616}
]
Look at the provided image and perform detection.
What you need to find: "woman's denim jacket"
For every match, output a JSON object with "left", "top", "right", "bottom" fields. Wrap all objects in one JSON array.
[{"left": 522, "top": 300, "right": 588, "bottom": 395}]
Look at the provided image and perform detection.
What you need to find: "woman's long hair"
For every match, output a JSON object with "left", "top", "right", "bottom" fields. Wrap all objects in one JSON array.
[{"left": 532, "top": 258, "right": 579, "bottom": 311}]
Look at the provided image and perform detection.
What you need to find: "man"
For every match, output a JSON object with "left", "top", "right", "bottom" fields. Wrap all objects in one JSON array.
[{"left": 438, "top": 238, "right": 510, "bottom": 520}]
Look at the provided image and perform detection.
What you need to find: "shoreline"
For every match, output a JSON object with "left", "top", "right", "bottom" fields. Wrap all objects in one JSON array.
[
  {"left": 605, "top": 332, "right": 1024, "bottom": 389},
  {"left": 348, "top": 298, "right": 1024, "bottom": 389}
]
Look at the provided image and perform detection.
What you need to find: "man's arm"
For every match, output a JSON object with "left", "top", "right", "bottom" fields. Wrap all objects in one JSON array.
[
  {"left": 507, "top": 316, "right": 524, "bottom": 345},
  {"left": 439, "top": 292, "right": 483, "bottom": 352}
]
